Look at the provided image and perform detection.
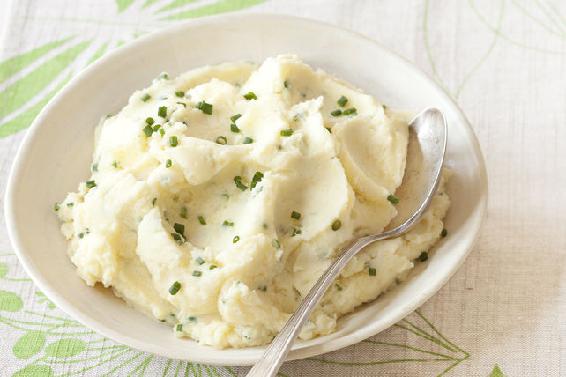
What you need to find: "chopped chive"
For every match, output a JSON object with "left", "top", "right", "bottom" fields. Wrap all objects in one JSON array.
[
  {"left": 175, "top": 324, "right": 183, "bottom": 332},
  {"left": 173, "top": 223, "right": 185, "bottom": 236},
  {"left": 272, "top": 239, "right": 280, "bottom": 249},
  {"left": 176, "top": 101, "right": 186, "bottom": 108},
  {"left": 54, "top": 203, "right": 60, "bottom": 212},
  {"left": 91, "top": 163, "right": 98, "bottom": 172},
  {"left": 165, "top": 159, "right": 172, "bottom": 168},
  {"left": 291, "top": 211, "right": 301, "bottom": 220},
  {"left": 143, "top": 124, "right": 154, "bottom": 137},
  {"left": 387, "top": 195, "right": 399, "bottom": 204},
  {"left": 158, "top": 106, "right": 167, "bottom": 118},
  {"left": 234, "top": 176, "right": 248, "bottom": 191},
  {"left": 159, "top": 128, "right": 165, "bottom": 137},
  {"left": 230, "top": 123, "right": 241, "bottom": 133},
  {"left": 230, "top": 114, "right": 242, "bottom": 122},
  {"left": 180, "top": 206, "right": 188, "bottom": 219},
  {"left": 291, "top": 227, "right": 302, "bottom": 237},
  {"left": 243, "top": 92, "right": 257, "bottom": 100},
  {"left": 223, "top": 220, "right": 234, "bottom": 227},
  {"left": 250, "top": 171, "right": 264, "bottom": 190},
  {"left": 169, "top": 136, "right": 178, "bottom": 147},
  {"left": 152, "top": 197, "right": 157, "bottom": 206},
  {"left": 343, "top": 107, "right": 357, "bottom": 116},
  {"left": 368, "top": 267, "right": 377, "bottom": 276},
  {"left": 233, "top": 235, "right": 240, "bottom": 243},
  {"left": 86, "top": 180, "right": 97, "bottom": 189},
  {"left": 280, "top": 129, "right": 294, "bottom": 137},
  {"left": 216, "top": 136, "right": 227, "bottom": 145},
  {"left": 152, "top": 124, "right": 161, "bottom": 132},
  {"left": 331, "top": 219, "right": 341, "bottom": 231},
  {"left": 168, "top": 281, "right": 181, "bottom": 295},
  {"left": 141, "top": 93, "right": 151, "bottom": 102},
  {"left": 192, "top": 270, "right": 202, "bottom": 277},
  {"left": 67, "top": 202, "right": 74, "bottom": 208},
  {"left": 196, "top": 256, "right": 205, "bottom": 265},
  {"left": 171, "top": 232, "right": 185, "bottom": 245},
  {"left": 197, "top": 215, "right": 206, "bottom": 225},
  {"left": 145, "top": 117, "right": 154, "bottom": 125},
  {"left": 196, "top": 101, "right": 213, "bottom": 115},
  {"left": 242, "top": 137, "right": 254, "bottom": 144},
  {"left": 284, "top": 80, "right": 289, "bottom": 88},
  {"left": 112, "top": 160, "right": 119, "bottom": 168},
  {"left": 188, "top": 316, "right": 197, "bottom": 322},
  {"left": 78, "top": 233, "right": 84, "bottom": 239},
  {"left": 160, "top": 72, "right": 169, "bottom": 80},
  {"left": 330, "top": 109, "right": 342, "bottom": 117},
  {"left": 175, "top": 91, "right": 185, "bottom": 98},
  {"left": 337, "top": 96, "right": 348, "bottom": 107},
  {"left": 209, "top": 265, "right": 218, "bottom": 270},
  {"left": 441, "top": 228, "right": 448, "bottom": 238},
  {"left": 418, "top": 251, "right": 429, "bottom": 262}
]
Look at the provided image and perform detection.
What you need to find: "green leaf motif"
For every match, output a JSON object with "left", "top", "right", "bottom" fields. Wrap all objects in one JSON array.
[
  {"left": 0, "top": 290, "right": 23, "bottom": 312},
  {"left": 12, "top": 331, "right": 47, "bottom": 359},
  {"left": 12, "top": 364, "right": 54, "bottom": 377},
  {"left": 490, "top": 364, "right": 506, "bottom": 377},
  {"left": 45, "top": 338, "right": 86, "bottom": 358},
  {"left": 164, "top": 0, "right": 266, "bottom": 20},
  {"left": 0, "top": 262, "right": 8, "bottom": 278},
  {"left": 115, "top": 0, "right": 136, "bottom": 12},
  {"left": 0, "top": 41, "right": 90, "bottom": 121},
  {"left": 0, "top": 38, "right": 70, "bottom": 85}
]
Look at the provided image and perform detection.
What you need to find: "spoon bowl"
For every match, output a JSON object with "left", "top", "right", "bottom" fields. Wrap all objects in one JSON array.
[{"left": 247, "top": 107, "right": 447, "bottom": 377}]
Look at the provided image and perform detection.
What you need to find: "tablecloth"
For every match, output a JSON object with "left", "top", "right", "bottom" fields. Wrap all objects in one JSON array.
[{"left": 0, "top": 0, "right": 565, "bottom": 376}]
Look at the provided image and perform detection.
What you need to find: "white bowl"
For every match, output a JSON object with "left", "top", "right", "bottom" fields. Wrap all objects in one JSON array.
[{"left": 4, "top": 14, "right": 487, "bottom": 365}]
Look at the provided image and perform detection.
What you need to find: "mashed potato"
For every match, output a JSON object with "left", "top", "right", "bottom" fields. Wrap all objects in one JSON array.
[{"left": 56, "top": 55, "right": 450, "bottom": 348}]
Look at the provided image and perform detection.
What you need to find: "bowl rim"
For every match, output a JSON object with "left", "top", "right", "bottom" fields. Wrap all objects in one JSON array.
[{"left": 4, "top": 12, "right": 488, "bottom": 365}]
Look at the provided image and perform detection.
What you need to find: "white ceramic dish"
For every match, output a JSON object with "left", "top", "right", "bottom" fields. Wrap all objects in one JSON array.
[{"left": 4, "top": 14, "right": 487, "bottom": 365}]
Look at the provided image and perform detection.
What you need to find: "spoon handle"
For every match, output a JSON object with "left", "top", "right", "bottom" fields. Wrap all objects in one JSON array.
[{"left": 246, "top": 235, "right": 386, "bottom": 377}]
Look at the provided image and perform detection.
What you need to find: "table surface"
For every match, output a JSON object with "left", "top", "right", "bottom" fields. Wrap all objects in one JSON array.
[{"left": 0, "top": 1, "right": 565, "bottom": 376}]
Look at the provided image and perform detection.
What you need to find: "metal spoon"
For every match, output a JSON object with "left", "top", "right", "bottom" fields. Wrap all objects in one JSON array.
[{"left": 246, "top": 108, "right": 447, "bottom": 377}]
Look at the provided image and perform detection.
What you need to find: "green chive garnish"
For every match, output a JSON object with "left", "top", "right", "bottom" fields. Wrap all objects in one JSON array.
[
  {"left": 230, "top": 123, "right": 241, "bottom": 133},
  {"left": 158, "top": 106, "right": 167, "bottom": 118},
  {"left": 250, "top": 171, "right": 264, "bottom": 190},
  {"left": 78, "top": 233, "right": 84, "bottom": 239},
  {"left": 91, "top": 163, "right": 98, "bottom": 172},
  {"left": 280, "top": 129, "right": 294, "bottom": 137},
  {"left": 152, "top": 124, "right": 161, "bottom": 132},
  {"left": 243, "top": 92, "right": 257, "bottom": 100},
  {"left": 209, "top": 265, "right": 218, "bottom": 270},
  {"left": 173, "top": 223, "right": 185, "bottom": 236},
  {"left": 418, "top": 251, "right": 429, "bottom": 262},
  {"left": 171, "top": 232, "right": 185, "bottom": 244},
  {"left": 343, "top": 107, "right": 357, "bottom": 116},
  {"left": 169, "top": 136, "right": 178, "bottom": 147},
  {"left": 196, "top": 256, "right": 205, "bottom": 265},
  {"left": 146, "top": 117, "right": 154, "bottom": 125},
  {"left": 192, "top": 270, "right": 202, "bottom": 277},
  {"left": 368, "top": 267, "right": 377, "bottom": 276},
  {"left": 175, "top": 324, "right": 183, "bottom": 331},
  {"left": 143, "top": 124, "right": 154, "bottom": 137},
  {"left": 180, "top": 206, "right": 188, "bottom": 219},
  {"left": 331, "top": 219, "right": 341, "bottom": 231},
  {"left": 141, "top": 93, "right": 151, "bottom": 102},
  {"left": 284, "top": 80, "right": 289, "bottom": 88},
  {"left": 216, "top": 136, "right": 227, "bottom": 145},
  {"left": 169, "top": 281, "right": 181, "bottom": 295},
  {"left": 54, "top": 203, "right": 60, "bottom": 212},
  {"left": 159, "top": 128, "right": 165, "bottom": 137},
  {"left": 234, "top": 176, "right": 248, "bottom": 191},
  {"left": 188, "top": 316, "right": 197, "bottom": 322},
  {"left": 441, "top": 228, "right": 448, "bottom": 238},
  {"left": 67, "top": 202, "right": 74, "bottom": 208},
  {"left": 175, "top": 91, "right": 184, "bottom": 98},
  {"left": 197, "top": 215, "right": 206, "bottom": 225},
  {"left": 291, "top": 227, "right": 302, "bottom": 237},
  {"left": 233, "top": 235, "right": 240, "bottom": 243},
  {"left": 272, "top": 239, "right": 280, "bottom": 249},
  {"left": 160, "top": 72, "right": 169, "bottom": 80},
  {"left": 223, "top": 220, "right": 234, "bottom": 227},
  {"left": 230, "top": 114, "right": 241, "bottom": 122},
  {"left": 86, "top": 180, "right": 96, "bottom": 189},
  {"left": 152, "top": 197, "right": 157, "bottom": 206},
  {"left": 291, "top": 211, "right": 301, "bottom": 220},
  {"left": 330, "top": 109, "right": 342, "bottom": 117},
  {"left": 337, "top": 96, "right": 348, "bottom": 107},
  {"left": 166, "top": 159, "right": 172, "bottom": 168},
  {"left": 242, "top": 137, "right": 254, "bottom": 144},
  {"left": 387, "top": 195, "right": 399, "bottom": 204},
  {"left": 196, "top": 101, "right": 213, "bottom": 115}
]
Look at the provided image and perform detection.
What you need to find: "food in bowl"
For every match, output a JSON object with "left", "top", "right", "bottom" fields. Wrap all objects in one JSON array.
[{"left": 55, "top": 55, "right": 449, "bottom": 349}]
